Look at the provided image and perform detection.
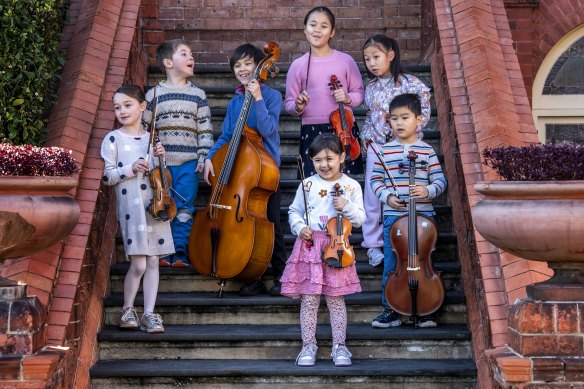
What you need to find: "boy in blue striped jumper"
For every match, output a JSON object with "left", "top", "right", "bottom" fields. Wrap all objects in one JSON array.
[
  {"left": 370, "top": 93, "right": 447, "bottom": 328},
  {"left": 142, "top": 39, "right": 214, "bottom": 267}
]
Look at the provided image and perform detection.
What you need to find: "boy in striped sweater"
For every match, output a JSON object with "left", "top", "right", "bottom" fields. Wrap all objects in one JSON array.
[
  {"left": 370, "top": 93, "right": 447, "bottom": 328},
  {"left": 142, "top": 39, "right": 214, "bottom": 268}
]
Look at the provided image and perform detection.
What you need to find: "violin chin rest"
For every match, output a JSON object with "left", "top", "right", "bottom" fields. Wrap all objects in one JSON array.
[{"left": 323, "top": 256, "right": 344, "bottom": 269}]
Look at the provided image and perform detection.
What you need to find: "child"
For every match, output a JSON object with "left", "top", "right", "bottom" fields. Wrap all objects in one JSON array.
[
  {"left": 281, "top": 133, "right": 365, "bottom": 367},
  {"left": 370, "top": 93, "right": 446, "bottom": 329},
  {"left": 285, "top": 6, "right": 365, "bottom": 178},
  {"left": 203, "top": 43, "right": 286, "bottom": 296},
  {"left": 142, "top": 39, "right": 214, "bottom": 268},
  {"left": 101, "top": 85, "right": 174, "bottom": 333},
  {"left": 361, "top": 35, "right": 431, "bottom": 268}
]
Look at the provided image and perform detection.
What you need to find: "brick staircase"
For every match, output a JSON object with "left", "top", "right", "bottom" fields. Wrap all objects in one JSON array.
[{"left": 90, "top": 65, "right": 477, "bottom": 388}]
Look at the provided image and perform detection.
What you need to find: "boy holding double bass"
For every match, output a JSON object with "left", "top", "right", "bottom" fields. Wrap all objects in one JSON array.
[{"left": 202, "top": 44, "right": 286, "bottom": 296}]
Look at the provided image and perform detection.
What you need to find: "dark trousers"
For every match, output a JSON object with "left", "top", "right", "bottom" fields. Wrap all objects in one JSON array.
[{"left": 267, "top": 185, "right": 286, "bottom": 281}]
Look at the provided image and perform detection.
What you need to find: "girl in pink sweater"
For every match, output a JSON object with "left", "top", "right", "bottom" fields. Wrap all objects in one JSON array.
[{"left": 285, "top": 6, "right": 365, "bottom": 177}]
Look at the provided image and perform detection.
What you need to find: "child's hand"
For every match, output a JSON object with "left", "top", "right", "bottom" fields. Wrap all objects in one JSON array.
[
  {"left": 387, "top": 195, "right": 406, "bottom": 210},
  {"left": 153, "top": 142, "right": 165, "bottom": 157},
  {"left": 332, "top": 88, "right": 351, "bottom": 105},
  {"left": 410, "top": 185, "right": 429, "bottom": 199},
  {"left": 299, "top": 226, "right": 313, "bottom": 242},
  {"left": 203, "top": 159, "right": 215, "bottom": 185},
  {"left": 295, "top": 90, "right": 310, "bottom": 113},
  {"left": 195, "top": 161, "right": 205, "bottom": 173},
  {"left": 247, "top": 80, "right": 263, "bottom": 101},
  {"left": 333, "top": 196, "right": 348, "bottom": 212},
  {"left": 132, "top": 159, "right": 149, "bottom": 174}
]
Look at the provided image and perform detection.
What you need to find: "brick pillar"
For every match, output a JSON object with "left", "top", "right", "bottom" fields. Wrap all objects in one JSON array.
[{"left": 0, "top": 282, "right": 46, "bottom": 356}]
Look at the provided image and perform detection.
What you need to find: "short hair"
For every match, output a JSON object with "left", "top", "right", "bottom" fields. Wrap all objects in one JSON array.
[
  {"left": 229, "top": 44, "right": 264, "bottom": 71},
  {"left": 389, "top": 93, "right": 422, "bottom": 117},
  {"left": 113, "top": 85, "right": 145, "bottom": 103},
  {"left": 308, "top": 133, "right": 344, "bottom": 158},
  {"left": 156, "top": 39, "right": 190, "bottom": 70}
]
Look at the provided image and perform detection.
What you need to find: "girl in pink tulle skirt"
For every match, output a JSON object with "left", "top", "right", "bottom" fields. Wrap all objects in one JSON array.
[{"left": 280, "top": 133, "right": 365, "bottom": 367}]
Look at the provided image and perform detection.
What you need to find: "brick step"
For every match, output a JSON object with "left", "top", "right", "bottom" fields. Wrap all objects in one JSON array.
[
  {"left": 97, "top": 323, "right": 472, "bottom": 361},
  {"left": 90, "top": 358, "right": 476, "bottom": 388},
  {"left": 103, "top": 291, "right": 467, "bottom": 326},
  {"left": 109, "top": 260, "right": 462, "bottom": 294}
]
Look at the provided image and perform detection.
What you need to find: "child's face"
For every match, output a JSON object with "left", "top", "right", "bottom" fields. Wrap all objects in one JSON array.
[
  {"left": 304, "top": 12, "right": 335, "bottom": 50},
  {"left": 167, "top": 44, "right": 194, "bottom": 77},
  {"left": 363, "top": 44, "right": 395, "bottom": 78},
  {"left": 311, "top": 148, "right": 345, "bottom": 181},
  {"left": 388, "top": 106, "right": 422, "bottom": 144},
  {"left": 113, "top": 93, "right": 146, "bottom": 128},
  {"left": 233, "top": 56, "right": 256, "bottom": 86}
]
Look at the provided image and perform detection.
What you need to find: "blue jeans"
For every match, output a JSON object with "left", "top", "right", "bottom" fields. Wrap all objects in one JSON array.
[
  {"left": 381, "top": 212, "right": 434, "bottom": 308},
  {"left": 167, "top": 160, "right": 198, "bottom": 256}
]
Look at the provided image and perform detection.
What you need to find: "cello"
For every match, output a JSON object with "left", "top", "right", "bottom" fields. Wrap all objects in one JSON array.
[
  {"left": 189, "top": 42, "right": 280, "bottom": 297},
  {"left": 385, "top": 150, "right": 445, "bottom": 326},
  {"left": 328, "top": 75, "right": 360, "bottom": 161}
]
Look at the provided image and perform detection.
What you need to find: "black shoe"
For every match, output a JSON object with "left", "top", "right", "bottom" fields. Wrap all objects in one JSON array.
[
  {"left": 239, "top": 279, "right": 267, "bottom": 296},
  {"left": 371, "top": 308, "right": 401, "bottom": 328},
  {"left": 270, "top": 280, "right": 281, "bottom": 296}
]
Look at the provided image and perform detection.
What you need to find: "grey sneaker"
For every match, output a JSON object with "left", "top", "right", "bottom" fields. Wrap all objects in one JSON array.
[
  {"left": 119, "top": 307, "right": 138, "bottom": 329},
  {"left": 371, "top": 308, "right": 402, "bottom": 328},
  {"left": 296, "top": 344, "right": 318, "bottom": 367},
  {"left": 331, "top": 344, "right": 352, "bottom": 367},
  {"left": 139, "top": 312, "right": 164, "bottom": 333}
]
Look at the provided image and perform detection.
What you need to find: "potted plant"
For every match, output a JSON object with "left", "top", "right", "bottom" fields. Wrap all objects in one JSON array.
[
  {"left": 0, "top": 142, "right": 80, "bottom": 261},
  {"left": 471, "top": 142, "right": 584, "bottom": 301}
]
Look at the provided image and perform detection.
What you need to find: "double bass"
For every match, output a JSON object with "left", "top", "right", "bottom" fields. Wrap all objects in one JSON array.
[
  {"left": 385, "top": 150, "right": 445, "bottom": 326},
  {"left": 189, "top": 42, "right": 280, "bottom": 297}
]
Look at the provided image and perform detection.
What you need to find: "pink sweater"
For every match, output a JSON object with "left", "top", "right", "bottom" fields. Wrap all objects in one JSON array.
[{"left": 285, "top": 50, "right": 364, "bottom": 125}]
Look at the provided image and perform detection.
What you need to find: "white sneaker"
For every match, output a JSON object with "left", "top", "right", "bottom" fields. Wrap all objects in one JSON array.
[
  {"left": 367, "top": 248, "right": 384, "bottom": 267},
  {"left": 296, "top": 344, "right": 318, "bottom": 367},
  {"left": 331, "top": 344, "right": 352, "bottom": 367}
]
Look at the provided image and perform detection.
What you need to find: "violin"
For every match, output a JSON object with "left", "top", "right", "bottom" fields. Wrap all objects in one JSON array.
[
  {"left": 385, "top": 151, "right": 445, "bottom": 326},
  {"left": 328, "top": 75, "right": 360, "bottom": 161},
  {"left": 323, "top": 183, "right": 355, "bottom": 268},
  {"left": 146, "top": 88, "right": 177, "bottom": 222}
]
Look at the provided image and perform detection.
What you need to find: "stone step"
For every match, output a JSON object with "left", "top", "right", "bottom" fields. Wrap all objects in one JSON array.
[
  {"left": 97, "top": 323, "right": 472, "bottom": 361},
  {"left": 90, "top": 358, "right": 476, "bottom": 389},
  {"left": 109, "top": 260, "right": 462, "bottom": 294},
  {"left": 103, "top": 291, "right": 467, "bottom": 327}
]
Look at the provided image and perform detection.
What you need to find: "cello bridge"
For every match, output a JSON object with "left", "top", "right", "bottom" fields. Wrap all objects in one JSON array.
[{"left": 407, "top": 267, "right": 420, "bottom": 271}]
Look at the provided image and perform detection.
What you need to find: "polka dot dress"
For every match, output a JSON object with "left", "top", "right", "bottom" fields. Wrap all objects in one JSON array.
[{"left": 101, "top": 129, "right": 174, "bottom": 258}]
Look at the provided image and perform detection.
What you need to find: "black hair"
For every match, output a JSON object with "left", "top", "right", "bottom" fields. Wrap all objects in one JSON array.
[
  {"left": 308, "top": 133, "right": 344, "bottom": 158},
  {"left": 303, "top": 6, "right": 335, "bottom": 30},
  {"left": 113, "top": 85, "right": 146, "bottom": 103},
  {"left": 229, "top": 44, "right": 264, "bottom": 71},
  {"left": 156, "top": 39, "right": 190, "bottom": 70},
  {"left": 362, "top": 35, "right": 403, "bottom": 82},
  {"left": 389, "top": 93, "right": 422, "bottom": 117}
]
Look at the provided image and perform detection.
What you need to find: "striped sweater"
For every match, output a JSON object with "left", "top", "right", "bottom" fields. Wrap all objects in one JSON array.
[
  {"left": 370, "top": 139, "right": 447, "bottom": 217},
  {"left": 142, "top": 81, "right": 214, "bottom": 166}
]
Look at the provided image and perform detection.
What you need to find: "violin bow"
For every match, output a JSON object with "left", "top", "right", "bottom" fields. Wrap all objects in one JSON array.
[
  {"left": 369, "top": 142, "right": 400, "bottom": 198},
  {"left": 296, "top": 156, "right": 313, "bottom": 248},
  {"left": 145, "top": 86, "right": 158, "bottom": 162}
]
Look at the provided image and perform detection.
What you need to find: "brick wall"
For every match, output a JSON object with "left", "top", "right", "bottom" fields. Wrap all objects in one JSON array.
[
  {"left": 504, "top": 0, "right": 584, "bottom": 105},
  {"left": 148, "top": 0, "right": 423, "bottom": 66}
]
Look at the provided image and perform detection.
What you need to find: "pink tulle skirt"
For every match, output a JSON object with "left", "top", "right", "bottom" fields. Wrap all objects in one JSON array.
[{"left": 280, "top": 230, "right": 362, "bottom": 298}]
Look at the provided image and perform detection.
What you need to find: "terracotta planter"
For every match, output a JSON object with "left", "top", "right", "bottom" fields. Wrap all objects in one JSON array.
[
  {"left": 0, "top": 176, "right": 80, "bottom": 260},
  {"left": 472, "top": 180, "right": 584, "bottom": 300}
]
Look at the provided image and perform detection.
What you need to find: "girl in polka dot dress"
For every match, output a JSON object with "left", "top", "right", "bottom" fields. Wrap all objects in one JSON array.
[{"left": 101, "top": 85, "right": 174, "bottom": 333}]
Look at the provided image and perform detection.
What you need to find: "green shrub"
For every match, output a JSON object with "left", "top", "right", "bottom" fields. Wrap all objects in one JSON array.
[{"left": 0, "top": 0, "right": 69, "bottom": 145}]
